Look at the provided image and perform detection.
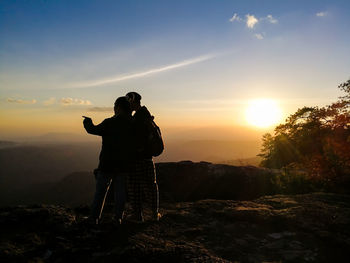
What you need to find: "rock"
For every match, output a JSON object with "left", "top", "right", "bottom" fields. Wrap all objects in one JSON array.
[
  {"left": 268, "top": 233, "right": 283, "bottom": 239},
  {"left": 268, "top": 232, "right": 295, "bottom": 239},
  {"left": 42, "top": 249, "right": 52, "bottom": 260},
  {"left": 0, "top": 193, "right": 349, "bottom": 262},
  {"left": 157, "top": 161, "right": 281, "bottom": 202}
]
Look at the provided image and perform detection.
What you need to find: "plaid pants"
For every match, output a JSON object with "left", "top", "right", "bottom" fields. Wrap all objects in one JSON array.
[{"left": 127, "top": 159, "right": 159, "bottom": 216}]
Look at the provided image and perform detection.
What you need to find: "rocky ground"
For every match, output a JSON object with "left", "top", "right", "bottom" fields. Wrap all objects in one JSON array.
[{"left": 1, "top": 192, "right": 350, "bottom": 262}]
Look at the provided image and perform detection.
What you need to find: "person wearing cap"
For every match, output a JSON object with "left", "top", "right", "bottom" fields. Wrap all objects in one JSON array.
[
  {"left": 125, "top": 92, "right": 161, "bottom": 221},
  {"left": 83, "top": 96, "right": 133, "bottom": 225}
]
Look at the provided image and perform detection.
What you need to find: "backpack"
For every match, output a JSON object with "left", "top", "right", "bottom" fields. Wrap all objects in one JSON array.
[{"left": 145, "top": 116, "right": 164, "bottom": 157}]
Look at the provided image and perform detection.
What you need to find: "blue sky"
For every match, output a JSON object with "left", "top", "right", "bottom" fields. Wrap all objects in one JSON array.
[{"left": 1, "top": 0, "right": 350, "bottom": 138}]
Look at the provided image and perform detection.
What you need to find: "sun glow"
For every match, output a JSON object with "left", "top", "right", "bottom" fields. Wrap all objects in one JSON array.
[{"left": 245, "top": 99, "right": 282, "bottom": 128}]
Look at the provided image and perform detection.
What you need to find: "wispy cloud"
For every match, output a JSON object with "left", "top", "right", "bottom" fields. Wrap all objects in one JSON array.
[
  {"left": 316, "top": 11, "right": 328, "bottom": 17},
  {"left": 88, "top": 106, "right": 113, "bottom": 112},
  {"left": 7, "top": 98, "right": 37, "bottom": 104},
  {"left": 60, "top": 98, "right": 92, "bottom": 106},
  {"left": 230, "top": 13, "right": 277, "bottom": 27},
  {"left": 43, "top": 97, "right": 56, "bottom": 106},
  {"left": 229, "top": 13, "right": 242, "bottom": 22},
  {"left": 254, "top": 33, "right": 264, "bottom": 40},
  {"left": 72, "top": 54, "right": 216, "bottom": 88},
  {"left": 246, "top": 14, "right": 259, "bottom": 29},
  {"left": 265, "top": 14, "right": 278, "bottom": 24}
]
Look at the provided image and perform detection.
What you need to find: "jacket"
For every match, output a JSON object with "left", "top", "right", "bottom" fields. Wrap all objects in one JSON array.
[{"left": 83, "top": 113, "right": 133, "bottom": 172}]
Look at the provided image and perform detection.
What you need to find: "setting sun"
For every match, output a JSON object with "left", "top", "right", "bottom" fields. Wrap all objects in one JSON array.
[{"left": 245, "top": 99, "right": 282, "bottom": 128}]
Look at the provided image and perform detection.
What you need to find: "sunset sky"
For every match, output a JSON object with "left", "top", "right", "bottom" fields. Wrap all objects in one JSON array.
[{"left": 1, "top": 0, "right": 350, "bottom": 140}]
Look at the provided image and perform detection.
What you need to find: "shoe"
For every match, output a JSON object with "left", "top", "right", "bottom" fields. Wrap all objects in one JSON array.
[
  {"left": 136, "top": 212, "right": 144, "bottom": 222},
  {"left": 112, "top": 215, "right": 123, "bottom": 225},
  {"left": 112, "top": 217, "right": 122, "bottom": 226},
  {"left": 135, "top": 210, "right": 144, "bottom": 222},
  {"left": 153, "top": 212, "right": 162, "bottom": 222}
]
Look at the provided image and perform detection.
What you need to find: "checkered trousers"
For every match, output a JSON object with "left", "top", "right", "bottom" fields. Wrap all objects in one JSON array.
[{"left": 127, "top": 159, "right": 159, "bottom": 215}]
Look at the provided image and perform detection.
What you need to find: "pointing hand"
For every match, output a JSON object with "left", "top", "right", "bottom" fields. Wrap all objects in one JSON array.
[{"left": 82, "top": 116, "right": 92, "bottom": 124}]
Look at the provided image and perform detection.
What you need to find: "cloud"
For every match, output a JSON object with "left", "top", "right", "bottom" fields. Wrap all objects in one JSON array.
[
  {"left": 60, "top": 98, "right": 92, "bottom": 106},
  {"left": 229, "top": 13, "right": 242, "bottom": 22},
  {"left": 230, "top": 13, "right": 278, "bottom": 29},
  {"left": 316, "top": 11, "right": 328, "bottom": 17},
  {"left": 71, "top": 53, "right": 216, "bottom": 88},
  {"left": 7, "top": 98, "right": 37, "bottom": 104},
  {"left": 266, "top": 14, "right": 278, "bottom": 24},
  {"left": 43, "top": 97, "right": 56, "bottom": 106},
  {"left": 88, "top": 107, "right": 113, "bottom": 112},
  {"left": 254, "top": 33, "right": 264, "bottom": 40},
  {"left": 246, "top": 14, "right": 258, "bottom": 29},
  {"left": 229, "top": 13, "right": 278, "bottom": 40}
]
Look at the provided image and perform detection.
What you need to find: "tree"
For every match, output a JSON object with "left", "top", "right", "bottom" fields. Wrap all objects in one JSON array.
[{"left": 259, "top": 80, "right": 350, "bottom": 182}]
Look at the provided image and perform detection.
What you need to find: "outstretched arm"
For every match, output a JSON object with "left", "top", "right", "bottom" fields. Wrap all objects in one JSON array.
[{"left": 83, "top": 117, "right": 106, "bottom": 136}]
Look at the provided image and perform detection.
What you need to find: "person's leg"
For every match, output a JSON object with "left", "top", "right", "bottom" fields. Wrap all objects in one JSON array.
[
  {"left": 127, "top": 161, "right": 143, "bottom": 221},
  {"left": 113, "top": 173, "right": 127, "bottom": 221},
  {"left": 90, "top": 170, "right": 112, "bottom": 223},
  {"left": 144, "top": 160, "right": 159, "bottom": 219}
]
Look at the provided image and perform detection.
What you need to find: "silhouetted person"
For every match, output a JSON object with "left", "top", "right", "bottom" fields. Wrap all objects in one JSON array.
[
  {"left": 83, "top": 97, "right": 133, "bottom": 224},
  {"left": 126, "top": 92, "right": 160, "bottom": 221}
]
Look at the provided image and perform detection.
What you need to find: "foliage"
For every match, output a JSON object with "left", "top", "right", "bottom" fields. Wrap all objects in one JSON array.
[{"left": 259, "top": 80, "right": 350, "bottom": 187}]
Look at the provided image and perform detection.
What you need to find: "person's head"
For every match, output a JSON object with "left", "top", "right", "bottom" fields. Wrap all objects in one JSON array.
[
  {"left": 114, "top": 96, "right": 131, "bottom": 116},
  {"left": 125, "top": 92, "right": 142, "bottom": 111}
]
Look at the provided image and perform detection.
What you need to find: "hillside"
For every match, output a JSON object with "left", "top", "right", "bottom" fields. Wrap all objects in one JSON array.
[
  {"left": 0, "top": 143, "right": 99, "bottom": 186},
  {"left": 0, "top": 161, "right": 284, "bottom": 206},
  {"left": 1, "top": 193, "right": 349, "bottom": 262},
  {"left": 0, "top": 140, "right": 260, "bottom": 186}
]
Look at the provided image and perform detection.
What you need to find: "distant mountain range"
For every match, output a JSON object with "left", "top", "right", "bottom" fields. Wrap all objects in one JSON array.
[
  {"left": 0, "top": 140, "right": 17, "bottom": 149},
  {"left": 0, "top": 139, "right": 261, "bottom": 184},
  {"left": 0, "top": 160, "right": 283, "bottom": 206},
  {"left": 0, "top": 141, "right": 264, "bottom": 206},
  {"left": 17, "top": 132, "right": 99, "bottom": 143}
]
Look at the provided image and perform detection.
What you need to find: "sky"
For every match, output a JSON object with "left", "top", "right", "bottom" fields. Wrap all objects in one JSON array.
[{"left": 1, "top": 0, "right": 350, "bottom": 140}]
